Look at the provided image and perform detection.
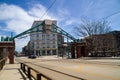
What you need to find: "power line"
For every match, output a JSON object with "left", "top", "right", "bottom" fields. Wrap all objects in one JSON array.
[
  {"left": 39, "top": 0, "right": 57, "bottom": 20},
  {"left": 103, "top": 10, "right": 120, "bottom": 19},
  {"left": 102, "top": 10, "right": 120, "bottom": 29}
]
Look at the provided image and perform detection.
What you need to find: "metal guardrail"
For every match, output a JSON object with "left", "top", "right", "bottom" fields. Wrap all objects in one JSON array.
[
  {"left": 20, "top": 62, "right": 85, "bottom": 80},
  {"left": 0, "top": 58, "right": 6, "bottom": 70},
  {"left": 16, "top": 57, "right": 85, "bottom": 80},
  {"left": 20, "top": 63, "right": 52, "bottom": 80}
]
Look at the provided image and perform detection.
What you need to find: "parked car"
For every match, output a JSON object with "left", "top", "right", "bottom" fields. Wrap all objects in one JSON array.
[{"left": 28, "top": 55, "right": 36, "bottom": 59}]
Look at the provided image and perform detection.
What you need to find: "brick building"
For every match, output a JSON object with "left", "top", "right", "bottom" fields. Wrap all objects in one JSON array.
[
  {"left": 0, "top": 41, "right": 15, "bottom": 64},
  {"left": 84, "top": 32, "right": 120, "bottom": 57}
]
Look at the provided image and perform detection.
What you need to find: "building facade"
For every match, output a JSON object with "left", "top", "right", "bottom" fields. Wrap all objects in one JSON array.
[
  {"left": 109, "top": 31, "right": 120, "bottom": 54},
  {"left": 0, "top": 41, "right": 15, "bottom": 64},
  {"left": 30, "top": 20, "right": 64, "bottom": 56},
  {"left": 84, "top": 33, "right": 119, "bottom": 57}
]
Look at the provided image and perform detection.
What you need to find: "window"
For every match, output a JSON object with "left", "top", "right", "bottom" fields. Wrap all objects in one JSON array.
[
  {"left": 36, "top": 42, "right": 39, "bottom": 45},
  {"left": 42, "top": 34, "right": 45, "bottom": 39},
  {"left": 36, "top": 33, "right": 39, "bottom": 37},
  {"left": 53, "top": 41, "right": 56, "bottom": 44},
  {"left": 53, "top": 45, "right": 56, "bottom": 48},
  {"left": 37, "top": 46, "right": 39, "bottom": 49},
  {"left": 47, "top": 45, "right": 50, "bottom": 48},
  {"left": 42, "top": 42, "right": 45, "bottom": 44},
  {"left": 53, "top": 34, "right": 55, "bottom": 36}
]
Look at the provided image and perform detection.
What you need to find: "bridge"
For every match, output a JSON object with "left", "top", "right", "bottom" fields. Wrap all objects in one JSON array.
[
  {"left": 0, "top": 20, "right": 86, "bottom": 64},
  {"left": 1, "top": 20, "right": 77, "bottom": 41}
]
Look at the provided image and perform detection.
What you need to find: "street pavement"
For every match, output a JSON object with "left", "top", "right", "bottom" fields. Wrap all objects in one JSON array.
[
  {"left": 18, "top": 56, "right": 120, "bottom": 80},
  {"left": 0, "top": 56, "right": 120, "bottom": 80}
]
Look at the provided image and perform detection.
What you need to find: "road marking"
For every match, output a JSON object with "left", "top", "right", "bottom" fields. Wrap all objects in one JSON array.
[
  {"left": 67, "top": 65, "right": 119, "bottom": 80},
  {"left": 76, "top": 65, "right": 83, "bottom": 72}
]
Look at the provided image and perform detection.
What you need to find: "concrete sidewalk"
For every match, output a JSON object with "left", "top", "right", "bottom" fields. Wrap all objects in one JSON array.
[{"left": 0, "top": 60, "right": 27, "bottom": 80}]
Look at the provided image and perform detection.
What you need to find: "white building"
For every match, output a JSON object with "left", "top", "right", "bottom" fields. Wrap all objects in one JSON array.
[{"left": 30, "top": 20, "right": 63, "bottom": 56}]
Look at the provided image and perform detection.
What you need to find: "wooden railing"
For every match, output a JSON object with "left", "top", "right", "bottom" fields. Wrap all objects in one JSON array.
[
  {"left": 0, "top": 58, "right": 6, "bottom": 70},
  {"left": 20, "top": 63, "right": 52, "bottom": 80}
]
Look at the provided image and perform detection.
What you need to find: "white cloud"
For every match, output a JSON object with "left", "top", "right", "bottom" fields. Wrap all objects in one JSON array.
[
  {"left": 6, "top": 20, "right": 32, "bottom": 34},
  {"left": 28, "top": 4, "right": 47, "bottom": 19},
  {"left": 65, "top": 19, "right": 77, "bottom": 26},
  {"left": 0, "top": 3, "right": 58, "bottom": 34},
  {"left": 28, "top": 4, "right": 58, "bottom": 20},
  {"left": 0, "top": 3, "right": 34, "bottom": 34},
  {"left": 63, "top": 18, "right": 82, "bottom": 27},
  {"left": 58, "top": 9, "right": 70, "bottom": 17},
  {"left": 0, "top": 3, "right": 58, "bottom": 51},
  {"left": 0, "top": 3, "right": 33, "bottom": 21},
  {"left": 57, "top": 8, "right": 70, "bottom": 21}
]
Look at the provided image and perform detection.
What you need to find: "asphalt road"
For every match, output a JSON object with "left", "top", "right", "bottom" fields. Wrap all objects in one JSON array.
[{"left": 16, "top": 57, "right": 120, "bottom": 80}]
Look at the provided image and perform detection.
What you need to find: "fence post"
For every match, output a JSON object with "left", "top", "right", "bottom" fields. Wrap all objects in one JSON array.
[
  {"left": 0, "top": 59, "right": 5, "bottom": 70},
  {"left": 28, "top": 67, "right": 31, "bottom": 79},
  {"left": 0, "top": 61, "right": 2, "bottom": 70},
  {"left": 37, "top": 73, "right": 41, "bottom": 80},
  {"left": 20, "top": 63, "right": 22, "bottom": 70},
  {"left": 3, "top": 59, "right": 5, "bottom": 66},
  {"left": 47, "top": 78, "right": 52, "bottom": 80},
  {"left": 23, "top": 64, "right": 25, "bottom": 73},
  {"left": 1, "top": 60, "right": 4, "bottom": 69}
]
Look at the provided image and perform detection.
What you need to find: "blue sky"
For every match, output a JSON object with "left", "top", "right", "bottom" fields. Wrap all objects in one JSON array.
[{"left": 0, "top": 0, "right": 120, "bottom": 51}]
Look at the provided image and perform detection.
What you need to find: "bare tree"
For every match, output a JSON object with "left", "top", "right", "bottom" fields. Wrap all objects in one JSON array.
[
  {"left": 75, "top": 18, "right": 112, "bottom": 56},
  {"left": 75, "top": 18, "right": 111, "bottom": 37}
]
